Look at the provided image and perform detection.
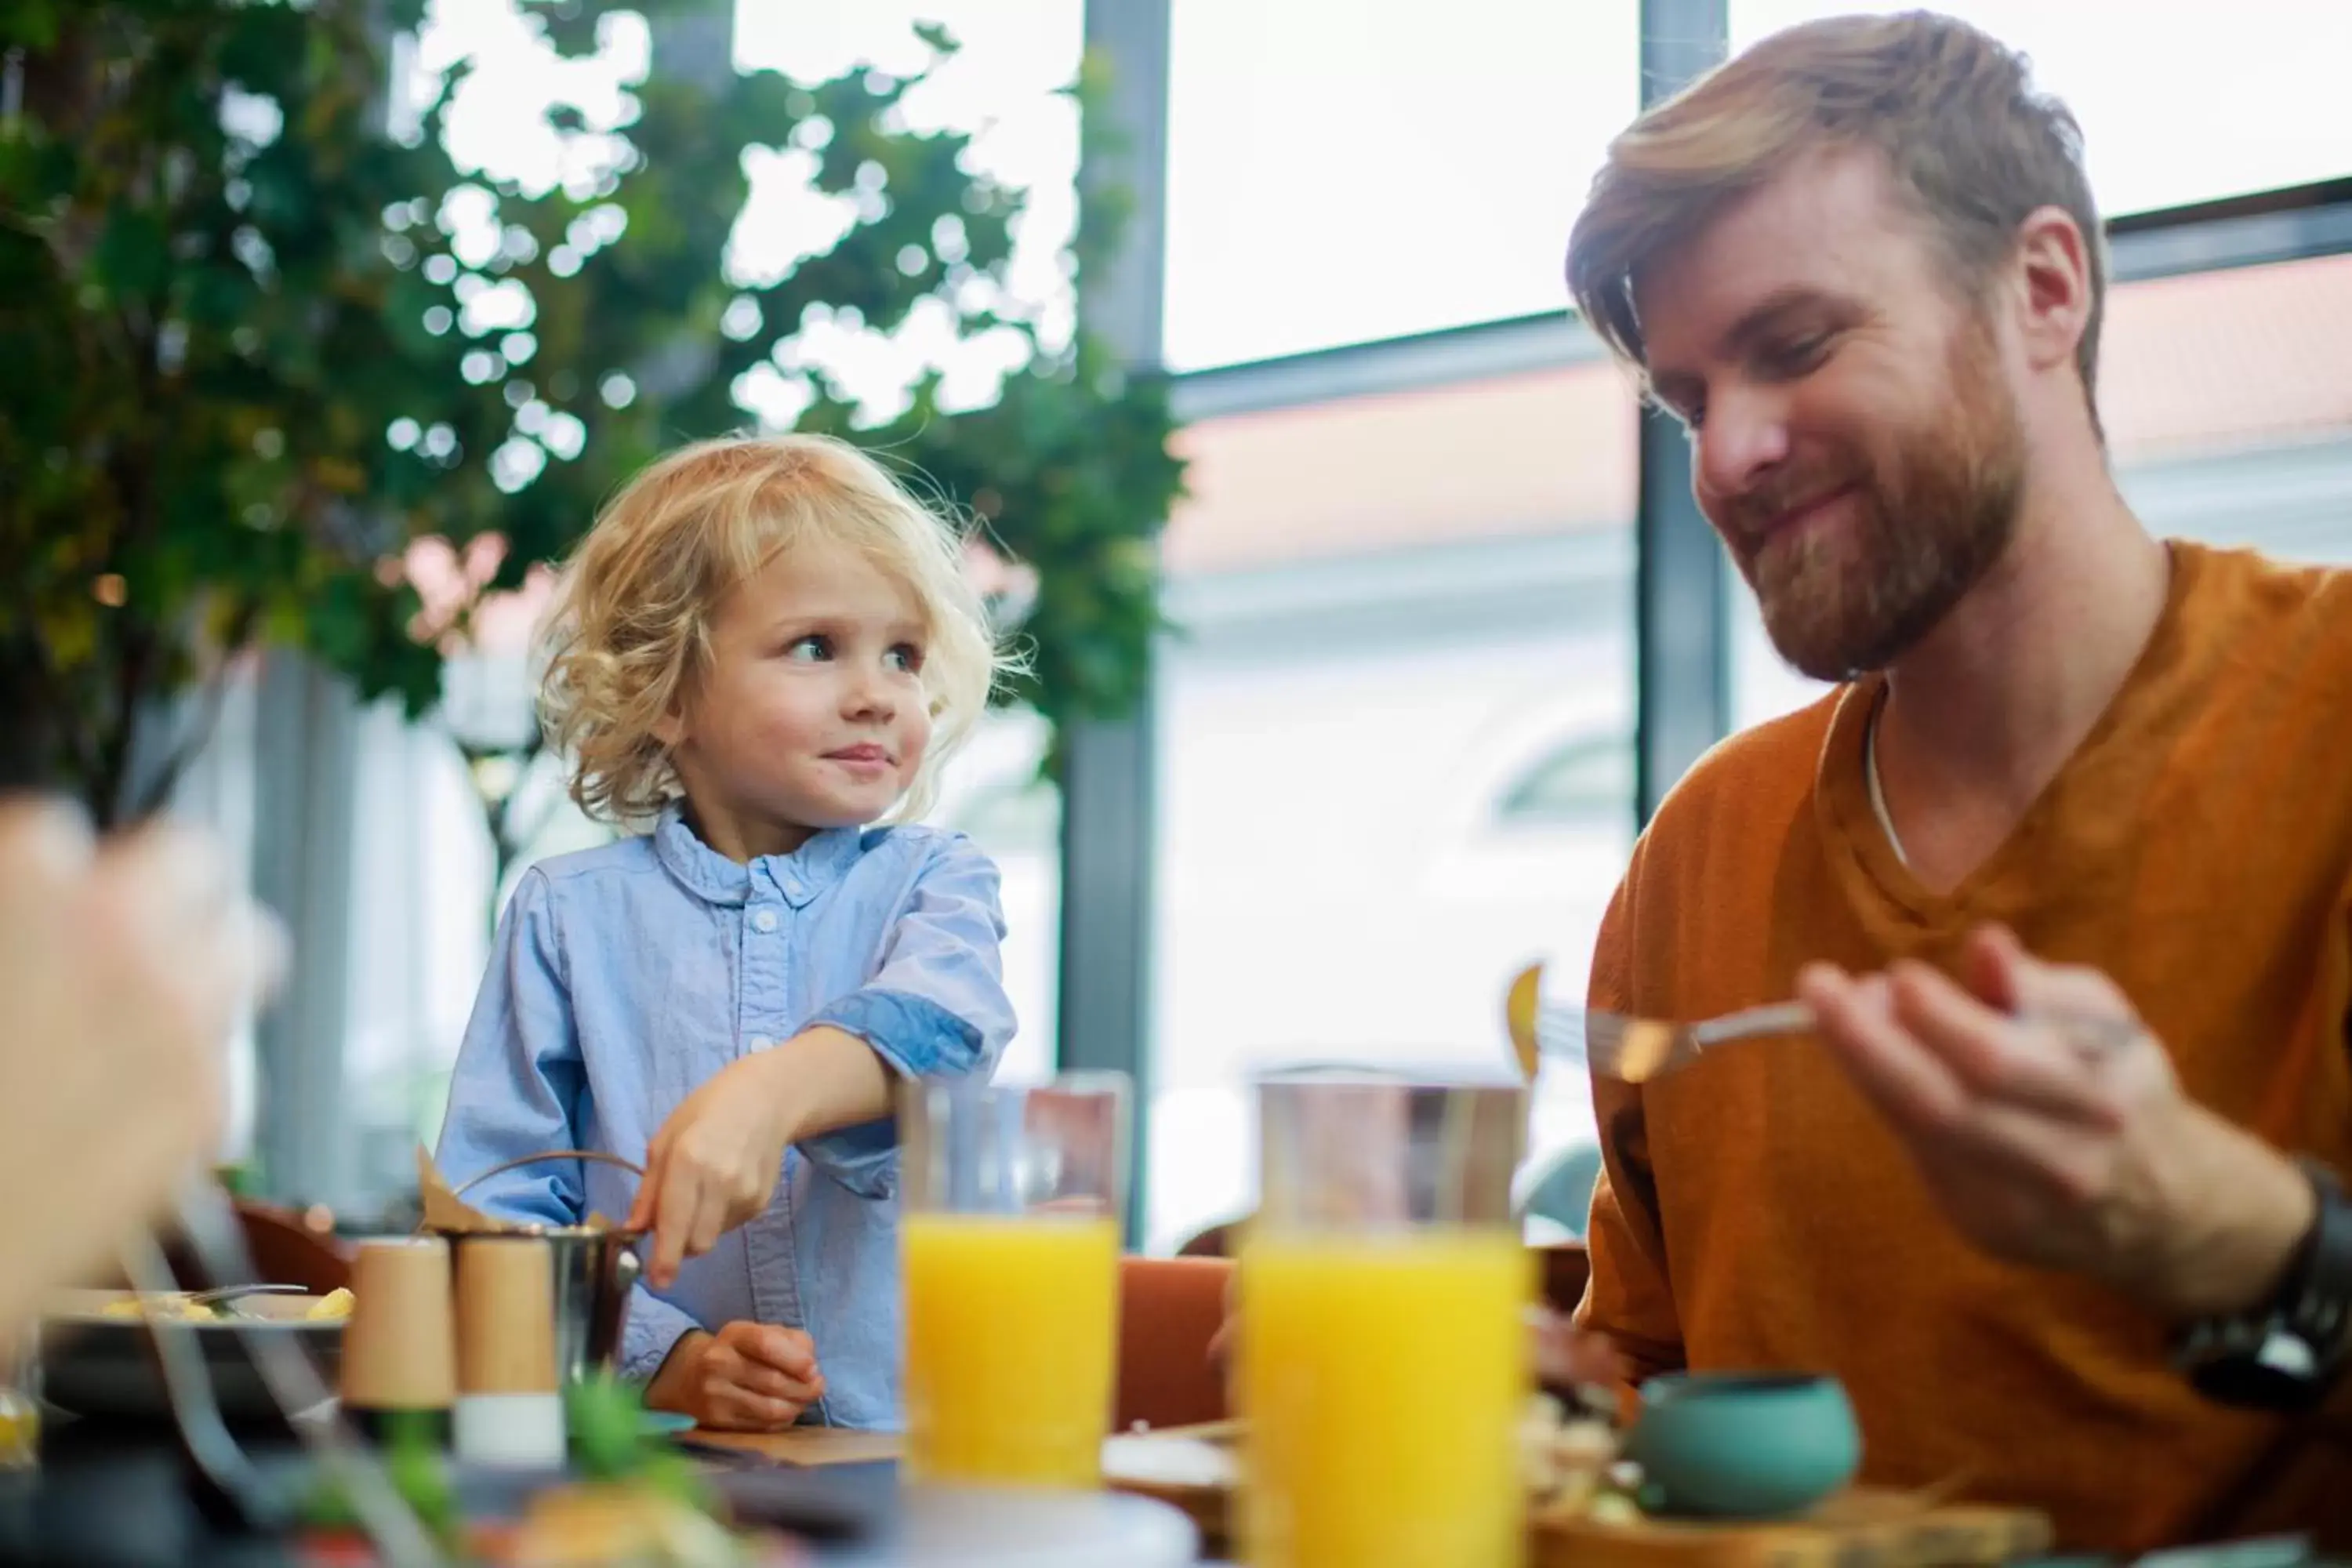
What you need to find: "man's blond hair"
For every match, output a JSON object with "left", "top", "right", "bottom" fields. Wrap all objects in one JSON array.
[
  {"left": 1569, "top": 11, "right": 2107, "bottom": 407},
  {"left": 539, "top": 433, "right": 1007, "bottom": 829}
]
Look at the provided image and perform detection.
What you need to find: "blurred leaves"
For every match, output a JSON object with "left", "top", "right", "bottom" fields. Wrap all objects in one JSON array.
[{"left": 0, "top": 0, "right": 1183, "bottom": 823}]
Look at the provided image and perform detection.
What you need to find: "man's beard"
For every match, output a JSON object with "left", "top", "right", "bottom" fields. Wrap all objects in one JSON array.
[{"left": 1718, "top": 314, "right": 2027, "bottom": 683}]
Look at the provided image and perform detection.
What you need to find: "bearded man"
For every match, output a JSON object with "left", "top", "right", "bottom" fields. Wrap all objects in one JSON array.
[{"left": 1564, "top": 10, "right": 2352, "bottom": 1551}]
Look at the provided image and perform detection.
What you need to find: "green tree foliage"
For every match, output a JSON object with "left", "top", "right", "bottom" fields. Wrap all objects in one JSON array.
[{"left": 0, "top": 0, "right": 1181, "bottom": 824}]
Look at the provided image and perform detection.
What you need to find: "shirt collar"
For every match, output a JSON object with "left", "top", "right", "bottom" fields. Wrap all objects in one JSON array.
[{"left": 651, "top": 802, "right": 865, "bottom": 909}]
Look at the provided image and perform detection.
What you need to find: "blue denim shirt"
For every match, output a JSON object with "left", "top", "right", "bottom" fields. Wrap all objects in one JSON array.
[{"left": 434, "top": 804, "right": 1013, "bottom": 1429}]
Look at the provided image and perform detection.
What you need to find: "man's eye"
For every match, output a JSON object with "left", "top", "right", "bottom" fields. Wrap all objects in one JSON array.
[{"left": 1764, "top": 334, "right": 1831, "bottom": 377}]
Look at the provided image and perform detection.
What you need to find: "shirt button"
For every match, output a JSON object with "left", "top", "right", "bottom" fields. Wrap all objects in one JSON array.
[
  {"left": 783, "top": 880, "right": 804, "bottom": 899},
  {"left": 750, "top": 1036, "right": 775, "bottom": 1052},
  {"left": 752, "top": 909, "right": 779, "bottom": 933}
]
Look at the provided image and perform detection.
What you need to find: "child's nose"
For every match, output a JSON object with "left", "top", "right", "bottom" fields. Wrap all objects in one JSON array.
[{"left": 845, "top": 663, "right": 896, "bottom": 717}]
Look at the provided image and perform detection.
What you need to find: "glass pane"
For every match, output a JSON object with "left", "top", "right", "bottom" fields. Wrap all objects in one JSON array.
[
  {"left": 1728, "top": 2, "right": 2352, "bottom": 217},
  {"left": 1734, "top": 250, "right": 2352, "bottom": 729},
  {"left": 934, "top": 711, "right": 1062, "bottom": 1088},
  {"left": 1163, "top": 1, "right": 1640, "bottom": 370},
  {"left": 1496, "top": 734, "right": 1637, "bottom": 830},
  {"left": 1147, "top": 357, "right": 1639, "bottom": 1252}
]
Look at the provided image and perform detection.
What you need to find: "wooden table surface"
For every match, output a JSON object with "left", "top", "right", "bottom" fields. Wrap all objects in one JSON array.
[{"left": 685, "top": 1424, "right": 906, "bottom": 1467}]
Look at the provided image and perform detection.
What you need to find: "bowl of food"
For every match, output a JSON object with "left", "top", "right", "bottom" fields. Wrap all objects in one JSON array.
[{"left": 40, "top": 1287, "right": 352, "bottom": 1424}]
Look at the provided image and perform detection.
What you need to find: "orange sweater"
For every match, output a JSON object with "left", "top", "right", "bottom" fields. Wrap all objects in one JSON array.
[{"left": 1576, "top": 542, "right": 2352, "bottom": 1551}]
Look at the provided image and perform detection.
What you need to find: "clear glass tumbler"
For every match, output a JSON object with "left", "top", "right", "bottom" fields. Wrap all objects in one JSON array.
[{"left": 900, "top": 1072, "right": 1131, "bottom": 1488}]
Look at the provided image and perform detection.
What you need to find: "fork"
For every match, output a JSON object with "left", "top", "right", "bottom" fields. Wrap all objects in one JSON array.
[
  {"left": 1502, "top": 963, "right": 2143, "bottom": 1085},
  {"left": 1535, "top": 1000, "right": 1818, "bottom": 1082}
]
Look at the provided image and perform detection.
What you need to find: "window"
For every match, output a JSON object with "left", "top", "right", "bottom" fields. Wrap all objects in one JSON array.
[
  {"left": 1494, "top": 732, "right": 1635, "bottom": 832},
  {"left": 932, "top": 710, "right": 1063, "bottom": 1087},
  {"left": 1163, "top": 0, "right": 1639, "bottom": 369},
  {"left": 1145, "top": 347, "right": 1639, "bottom": 1251},
  {"left": 946, "top": 771, "right": 1062, "bottom": 857}
]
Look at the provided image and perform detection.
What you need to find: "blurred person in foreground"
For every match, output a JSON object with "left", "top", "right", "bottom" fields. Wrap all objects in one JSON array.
[
  {"left": 0, "top": 800, "right": 282, "bottom": 1335},
  {"left": 1563, "top": 11, "right": 2352, "bottom": 1550}
]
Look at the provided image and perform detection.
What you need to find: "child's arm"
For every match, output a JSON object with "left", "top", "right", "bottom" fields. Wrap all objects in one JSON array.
[
  {"left": 629, "top": 834, "right": 1014, "bottom": 1287},
  {"left": 434, "top": 867, "right": 706, "bottom": 1381}
]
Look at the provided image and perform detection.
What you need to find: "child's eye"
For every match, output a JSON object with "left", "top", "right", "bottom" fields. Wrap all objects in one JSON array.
[
  {"left": 783, "top": 634, "right": 832, "bottom": 662},
  {"left": 886, "top": 643, "right": 924, "bottom": 675}
]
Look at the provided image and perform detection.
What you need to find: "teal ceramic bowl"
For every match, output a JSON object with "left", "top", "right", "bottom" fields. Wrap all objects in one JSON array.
[{"left": 1625, "top": 1371, "right": 1861, "bottom": 1519}]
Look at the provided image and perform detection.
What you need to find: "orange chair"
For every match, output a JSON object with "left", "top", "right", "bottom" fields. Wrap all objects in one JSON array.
[
  {"left": 1108, "top": 1242, "right": 1589, "bottom": 1434},
  {"left": 1113, "top": 1254, "right": 1232, "bottom": 1431}
]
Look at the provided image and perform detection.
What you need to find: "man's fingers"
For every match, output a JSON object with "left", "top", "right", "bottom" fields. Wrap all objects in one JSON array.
[
  {"left": 1963, "top": 924, "right": 2143, "bottom": 1061},
  {"left": 1888, "top": 963, "right": 2125, "bottom": 1127},
  {"left": 1798, "top": 962, "right": 1968, "bottom": 1135},
  {"left": 1956, "top": 924, "right": 2026, "bottom": 1012}
]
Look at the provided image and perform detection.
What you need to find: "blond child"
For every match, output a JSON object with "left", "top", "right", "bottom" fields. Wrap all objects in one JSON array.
[{"left": 437, "top": 434, "right": 1016, "bottom": 1432}]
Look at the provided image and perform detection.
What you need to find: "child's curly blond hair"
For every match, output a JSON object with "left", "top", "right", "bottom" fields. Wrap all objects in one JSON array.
[{"left": 539, "top": 433, "right": 1005, "bottom": 829}]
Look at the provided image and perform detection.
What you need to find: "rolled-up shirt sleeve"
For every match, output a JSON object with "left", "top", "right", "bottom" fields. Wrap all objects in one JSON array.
[
  {"left": 800, "top": 833, "right": 1015, "bottom": 1192},
  {"left": 620, "top": 1285, "right": 704, "bottom": 1385}
]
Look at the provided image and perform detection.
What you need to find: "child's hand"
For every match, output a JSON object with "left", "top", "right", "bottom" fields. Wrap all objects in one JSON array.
[
  {"left": 644, "top": 1321, "right": 826, "bottom": 1432},
  {"left": 628, "top": 1050, "right": 800, "bottom": 1289},
  {"left": 627, "top": 1026, "right": 894, "bottom": 1289}
]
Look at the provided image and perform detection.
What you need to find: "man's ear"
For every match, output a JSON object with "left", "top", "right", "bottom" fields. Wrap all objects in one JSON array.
[{"left": 2011, "top": 205, "right": 2094, "bottom": 379}]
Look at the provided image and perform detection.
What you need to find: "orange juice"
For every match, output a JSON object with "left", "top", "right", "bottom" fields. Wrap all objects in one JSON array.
[
  {"left": 902, "top": 1212, "right": 1120, "bottom": 1487},
  {"left": 1239, "top": 1229, "right": 1530, "bottom": 1568}
]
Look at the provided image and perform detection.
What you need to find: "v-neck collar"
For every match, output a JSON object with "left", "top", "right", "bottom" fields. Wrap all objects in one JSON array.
[{"left": 1813, "top": 539, "right": 2205, "bottom": 929}]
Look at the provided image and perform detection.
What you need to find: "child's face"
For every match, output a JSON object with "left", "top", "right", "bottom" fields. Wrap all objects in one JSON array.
[{"left": 661, "top": 536, "right": 934, "bottom": 858}]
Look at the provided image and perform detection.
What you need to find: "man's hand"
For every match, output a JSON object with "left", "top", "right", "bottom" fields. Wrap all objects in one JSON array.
[
  {"left": 643, "top": 1321, "right": 826, "bottom": 1431},
  {"left": 1798, "top": 924, "right": 2313, "bottom": 1319},
  {"left": 626, "top": 1050, "right": 800, "bottom": 1290},
  {"left": 0, "top": 802, "right": 285, "bottom": 1332}
]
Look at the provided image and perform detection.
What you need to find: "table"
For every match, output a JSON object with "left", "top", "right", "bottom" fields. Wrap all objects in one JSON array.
[
  {"left": 0, "top": 1420, "right": 1207, "bottom": 1566},
  {"left": 687, "top": 1426, "right": 1203, "bottom": 1566}
]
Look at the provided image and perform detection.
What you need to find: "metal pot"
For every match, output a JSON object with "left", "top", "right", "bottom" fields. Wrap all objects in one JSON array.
[{"left": 441, "top": 1149, "right": 647, "bottom": 1385}]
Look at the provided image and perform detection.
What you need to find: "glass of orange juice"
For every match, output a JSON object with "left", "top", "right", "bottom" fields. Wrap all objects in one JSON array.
[
  {"left": 1239, "top": 1069, "right": 1531, "bottom": 1568},
  {"left": 900, "top": 1071, "right": 1129, "bottom": 1489}
]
